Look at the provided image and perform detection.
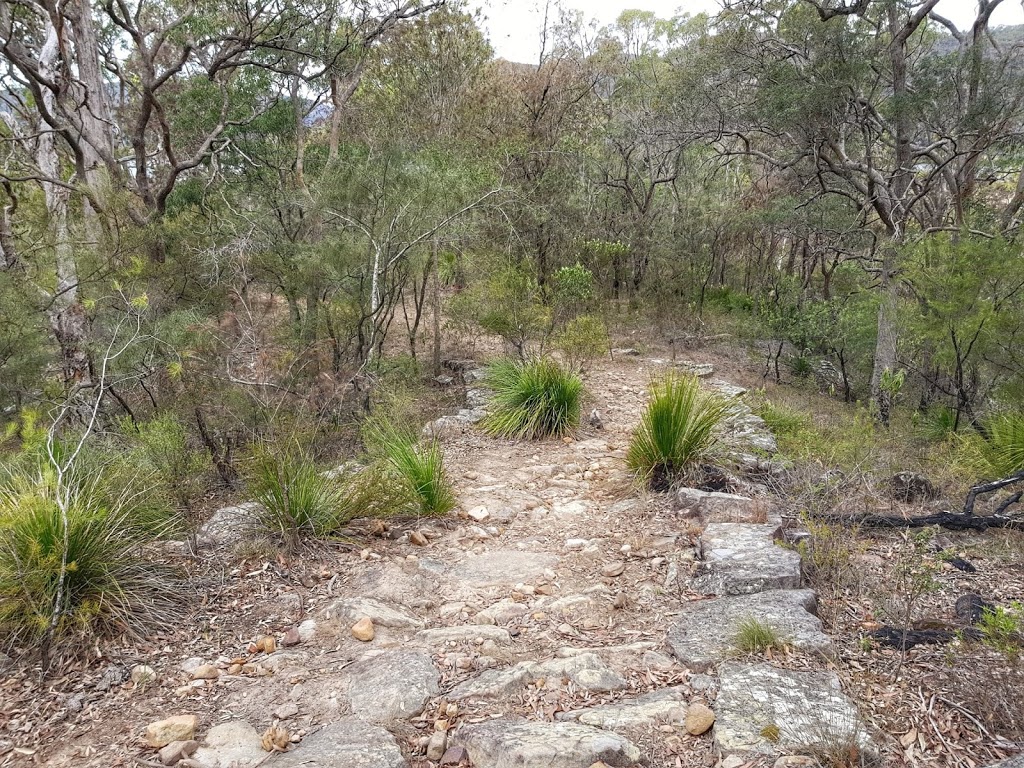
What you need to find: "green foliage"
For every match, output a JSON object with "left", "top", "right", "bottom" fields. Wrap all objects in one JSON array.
[
  {"left": 0, "top": 465, "right": 179, "bottom": 648},
  {"left": 248, "top": 448, "right": 347, "bottom": 550},
  {"left": 978, "top": 602, "right": 1022, "bottom": 658},
  {"left": 481, "top": 358, "right": 583, "bottom": 440},
  {"left": 627, "top": 373, "right": 732, "bottom": 486},
  {"left": 732, "top": 617, "right": 785, "bottom": 654},
  {"left": 554, "top": 315, "right": 610, "bottom": 371},
  {"left": 954, "top": 411, "right": 1024, "bottom": 479},
  {"left": 121, "top": 414, "right": 207, "bottom": 517},
  {"left": 915, "top": 406, "right": 959, "bottom": 442},
  {"left": 364, "top": 418, "right": 455, "bottom": 517},
  {"left": 552, "top": 263, "right": 595, "bottom": 316},
  {"left": 755, "top": 399, "right": 810, "bottom": 438}
]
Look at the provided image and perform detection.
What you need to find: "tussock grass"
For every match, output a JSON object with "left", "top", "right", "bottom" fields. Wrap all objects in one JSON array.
[
  {"left": 249, "top": 447, "right": 347, "bottom": 550},
  {"left": 627, "top": 373, "right": 731, "bottom": 487},
  {"left": 365, "top": 420, "right": 455, "bottom": 517},
  {"left": 953, "top": 410, "right": 1024, "bottom": 481},
  {"left": 0, "top": 466, "right": 179, "bottom": 650},
  {"left": 732, "top": 616, "right": 785, "bottom": 654},
  {"left": 481, "top": 358, "right": 583, "bottom": 440}
]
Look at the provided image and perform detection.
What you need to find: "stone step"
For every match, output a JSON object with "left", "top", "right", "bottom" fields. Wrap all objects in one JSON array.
[
  {"left": 693, "top": 523, "right": 802, "bottom": 595},
  {"left": 666, "top": 589, "right": 832, "bottom": 670},
  {"left": 452, "top": 718, "right": 641, "bottom": 768},
  {"left": 714, "top": 662, "right": 876, "bottom": 760}
]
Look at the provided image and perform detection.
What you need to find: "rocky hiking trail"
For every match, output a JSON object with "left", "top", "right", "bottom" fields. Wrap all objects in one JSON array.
[{"left": 36, "top": 352, "right": 1019, "bottom": 768}]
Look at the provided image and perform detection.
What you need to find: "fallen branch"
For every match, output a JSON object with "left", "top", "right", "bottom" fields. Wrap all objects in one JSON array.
[
  {"left": 963, "top": 468, "right": 1024, "bottom": 516},
  {"left": 814, "top": 510, "right": 1024, "bottom": 531}
]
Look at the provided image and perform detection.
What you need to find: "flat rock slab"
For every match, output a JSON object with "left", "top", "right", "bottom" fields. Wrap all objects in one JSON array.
[
  {"left": 192, "top": 720, "right": 264, "bottom": 768},
  {"left": 676, "top": 488, "right": 761, "bottom": 523},
  {"left": 693, "top": 523, "right": 801, "bottom": 595},
  {"left": 984, "top": 758, "right": 1024, "bottom": 768},
  {"left": 449, "top": 653, "right": 626, "bottom": 700},
  {"left": 345, "top": 650, "right": 440, "bottom": 722},
  {"left": 415, "top": 625, "right": 513, "bottom": 646},
  {"left": 666, "top": 590, "right": 832, "bottom": 670},
  {"left": 448, "top": 550, "right": 559, "bottom": 588},
  {"left": 323, "top": 597, "right": 424, "bottom": 628},
  {"left": 452, "top": 719, "right": 641, "bottom": 768},
  {"left": 715, "top": 662, "right": 875, "bottom": 758},
  {"left": 274, "top": 722, "right": 406, "bottom": 768},
  {"left": 570, "top": 687, "right": 688, "bottom": 729}
]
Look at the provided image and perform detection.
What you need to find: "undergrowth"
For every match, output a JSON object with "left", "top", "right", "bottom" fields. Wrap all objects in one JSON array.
[
  {"left": 0, "top": 465, "right": 179, "bottom": 651},
  {"left": 481, "top": 357, "right": 583, "bottom": 439},
  {"left": 628, "top": 373, "right": 731, "bottom": 488}
]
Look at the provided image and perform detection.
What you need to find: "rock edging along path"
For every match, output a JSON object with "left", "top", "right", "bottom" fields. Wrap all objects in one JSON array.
[{"left": 132, "top": 362, "right": 892, "bottom": 768}]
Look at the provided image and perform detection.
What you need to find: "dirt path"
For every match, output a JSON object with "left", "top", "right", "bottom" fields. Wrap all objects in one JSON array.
[{"left": 27, "top": 350, "right": 892, "bottom": 768}]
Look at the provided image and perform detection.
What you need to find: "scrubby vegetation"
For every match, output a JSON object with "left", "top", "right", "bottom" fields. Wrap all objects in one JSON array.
[
  {"left": 481, "top": 358, "right": 583, "bottom": 440},
  {"left": 628, "top": 374, "right": 732, "bottom": 488}
]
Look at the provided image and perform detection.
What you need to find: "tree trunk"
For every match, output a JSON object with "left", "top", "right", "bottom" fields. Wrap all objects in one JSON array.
[
  {"left": 38, "top": 22, "right": 91, "bottom": 391},
  {"left": 432, "top": 240, "right": 442, "bottom": 374}
]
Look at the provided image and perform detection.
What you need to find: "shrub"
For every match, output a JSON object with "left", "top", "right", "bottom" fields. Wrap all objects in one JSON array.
[
  {"left": 248, "top": 448, "right": 346, "bottom": 550},
  {"left": 481, "top": 358, "right": 583, "bottom": 440},
  {"left": 121, "top": 413, "right": 206, "bottom": 521},
  {"left": 554, "top": 314, "right": 610, "bottom": 371},
  {"left": 627, "top": 373, "right": 732, "bottom": 487},
  {"left": 0, "top": 466, "right": 179, "bottom": 651},
  {"left": 732, "top": 617, "right": 784, "bottom": 654}
]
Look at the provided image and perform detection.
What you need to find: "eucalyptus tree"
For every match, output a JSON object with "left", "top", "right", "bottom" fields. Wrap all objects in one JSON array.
[{"left": 694, "top": 0, "right": 1024, "bottom": 421}]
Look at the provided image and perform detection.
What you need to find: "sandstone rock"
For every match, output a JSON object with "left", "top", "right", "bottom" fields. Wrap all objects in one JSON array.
[
  {"left": 466, "top": 506, "right": 490, "bottom": 522},
  {"left": 410, "top": 530, "right": 429, "bottom": 546},
  {"left": 601, "top": 561, "right": 625, "bottom": 578},
  {"left": 131, "top": 664, "right": 157, "bottom": 685},
  {"left": 145, "top": 715, "right": 198, "bottom": 748},
  {"left": 675, "top": 487, "right": 762, "bottom": 523},
  {"left": 273, "top": 721, "right": 405, "bottom": 768},
  {"left": 323, "top": 597, "right": 423, "bottom": 628},
  {"left": 351, "top": 617, "right": 375, "bottom": 642},
  {"left": 453, "top": 719, "right": 641, "bottom": 768},
  {"left": 192, "top": 720, "right": 265, "bottom": 768},
  {"left": 415, "top": 625, "right": 513, "bottom": 646},
  {"left": 95, "top": 664, "right": 128, "bottom": 691},
  {"left": 773, "top": 757, "right": 818, "bottom": 767},
  {"left": 273, "top": 702, "right": 299, "bottom": 720},
  {"left": 298, "top": 619, "right": 318, "bottom": 642},
  {"left": 198, "top": 502, "right": 261, "bottom": 546},
  {"left": 572, "top": 687, "right": 687, "bottom": 729},
  {"left": 345, "top": 650, "right": 440, "bottom": 722},
  {"left": 667, "top": 589, "right": 832, "bottom": 670},
  {"left": 282, "top": 627, "right": 301, "bottom": 647},
  {"left": 693, "top": 523, "right": 802, "bottom": 595},
  {"left": 179, "top": 657, "right": 206, "bottom": 675},
  {"left": 982, "top": 757, "right": 1024, "bottom": 768},
  {"left": 441, "top": 745, "right": 470, "bottom": 765},
  {"left": 158, "top": 740, "right": 198, "bottom": 766},
  {"left": 427, "top": 731, "right": 448, "bottom": 761},
  {"left": 449, "top": 550, "right": 559, "bottom": 588},
  {"left": 715, "top": 662, "right": 876, "bottom": 758},
  {"left": 890, "top": 471, "right": 938, "bottom": 502},
  {"left": 684, "top": 701, "right": 715, "bottom": 735},
  {"left": 449, "top": 653, "right": 626, "bottom": 700},
  {"left": 191, "top": 664, "right": 220, "bottom": 681}
]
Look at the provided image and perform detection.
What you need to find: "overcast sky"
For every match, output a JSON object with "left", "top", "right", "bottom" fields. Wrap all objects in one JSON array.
[{"left": 475, "top": 0, "right": 1024, "bottom": 63}]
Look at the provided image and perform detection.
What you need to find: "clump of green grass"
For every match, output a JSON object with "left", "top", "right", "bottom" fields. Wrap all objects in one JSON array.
[
  {"left": 732, "top": 617, "right": 785, "bottom": 654},
  {"left": 481, "top": 358, "right": 583, "bottom": 440},
  {"left": 755, "top": 398, "right": 810, "bottom": 438},
  {"left": 249, "top": 447, "right": 347, "bottom": 550},
  {"left": 0, "top": 465, "right": 179, "bottom": 651},
  {"left": 365, "top": 420, "right": 455, "bottom": 517},
  {"left": 954, "top": 410, "right": 1024, "bottom": 480},
  {"left": 627, "top": 373, "right": 732, "bottom": 487}
]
